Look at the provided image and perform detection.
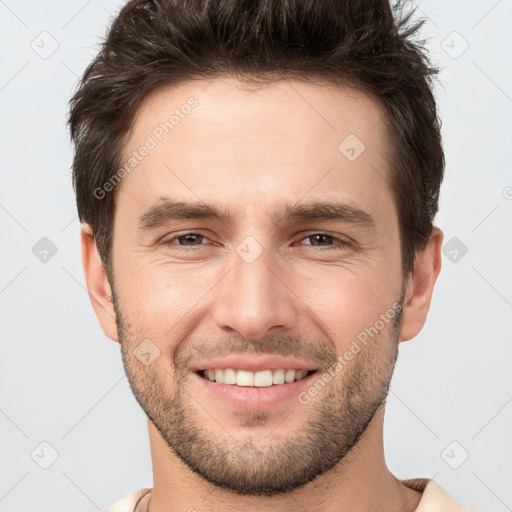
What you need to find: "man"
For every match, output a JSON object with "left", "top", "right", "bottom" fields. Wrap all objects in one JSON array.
[{"left": 68, "top": 0, "right": 477, "bottom": 510}]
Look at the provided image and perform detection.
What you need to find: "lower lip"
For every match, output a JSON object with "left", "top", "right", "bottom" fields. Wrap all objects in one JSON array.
[{"left": 191, "top": 371, "right": 317, "bottom": 410}]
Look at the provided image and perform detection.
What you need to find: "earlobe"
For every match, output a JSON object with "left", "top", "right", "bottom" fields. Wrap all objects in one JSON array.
[
  {"left": 80, "top": 223, "right": 119, "bottom": 342},
  {"left": 399, "top": 227, "right": 444, "bottom": 342}
]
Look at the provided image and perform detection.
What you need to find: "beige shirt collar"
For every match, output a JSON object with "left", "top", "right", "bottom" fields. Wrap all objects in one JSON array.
[{"left": 106, "top": 478, "right": 477, "bottom": 512}]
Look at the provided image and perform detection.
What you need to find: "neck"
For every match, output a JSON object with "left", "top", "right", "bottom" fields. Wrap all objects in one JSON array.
[{"left": 146, "top": 404, "right": 421, "bottom": 512}]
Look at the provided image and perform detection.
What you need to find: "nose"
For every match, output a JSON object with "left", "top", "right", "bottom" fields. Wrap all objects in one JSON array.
[{"left": 211, "top": 241, "right": 298, "bottom": 341}]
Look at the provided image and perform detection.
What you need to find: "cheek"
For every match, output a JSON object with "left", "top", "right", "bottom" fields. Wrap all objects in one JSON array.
[
  {"left": 291, "top": 262, "right": 399, "bottom": 345},
  {"left": 117, "top": 260, "right": 220, "bottom": 340}
]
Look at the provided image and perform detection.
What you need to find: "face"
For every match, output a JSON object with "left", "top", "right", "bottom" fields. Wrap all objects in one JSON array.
[{"left": 108, "top": 77, "right": 407, "bottom": 495}]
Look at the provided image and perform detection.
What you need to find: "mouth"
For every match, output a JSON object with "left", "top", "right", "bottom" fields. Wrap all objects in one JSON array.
[
  {"left": 196, "top": 368, "right": 317, "bottom": 387},
  {"left": 188, "top": 355, "right": 320, "bottom": 409},
  {"left": 191, "top": 366, "right": 319, "bottom": 410}
]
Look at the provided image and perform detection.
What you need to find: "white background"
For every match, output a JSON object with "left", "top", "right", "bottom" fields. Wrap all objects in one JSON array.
[{"left": 0, "top": 0, "right": 511, "bottom": 510}]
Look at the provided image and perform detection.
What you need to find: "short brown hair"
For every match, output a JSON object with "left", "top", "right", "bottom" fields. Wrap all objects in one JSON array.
[{"left": 68, "top": 0, "right": 444, "bottom": 280}]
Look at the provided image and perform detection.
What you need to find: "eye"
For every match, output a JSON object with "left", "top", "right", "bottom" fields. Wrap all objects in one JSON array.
[
  {"left": 298, "top": 233, "right": 352, "bottom": 250},
  {"left": 160, "top": 231, "right": 352, "bottom": 251},
  {"left": 162, "top": 231, "right": 210, "bottom": 248}
]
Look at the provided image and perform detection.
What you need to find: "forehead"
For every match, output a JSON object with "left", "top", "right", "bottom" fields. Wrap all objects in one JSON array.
[{"left": 116, "top": 77, "right": 394, "bottom": 224}]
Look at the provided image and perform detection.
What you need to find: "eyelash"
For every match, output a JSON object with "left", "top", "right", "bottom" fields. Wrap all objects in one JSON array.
[{"left": 161, "top": 231, "right": 352, "bottom": 250}]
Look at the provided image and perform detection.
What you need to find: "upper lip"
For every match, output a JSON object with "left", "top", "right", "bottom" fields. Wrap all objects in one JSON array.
[{"left": 190, "top": 356, "right": 318, "bottom": 373}]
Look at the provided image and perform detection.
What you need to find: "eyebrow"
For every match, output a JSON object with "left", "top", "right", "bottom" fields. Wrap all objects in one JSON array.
[{"left": 137, "top": 196, "right": 376, "bottom": 231}]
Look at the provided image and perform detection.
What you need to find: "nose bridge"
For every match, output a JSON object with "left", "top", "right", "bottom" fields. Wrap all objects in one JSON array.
[
  {"left": 212, "top": 234, "right": 297, "bottom": 340},
  {"left": 234, "top": 236, "right": 277, "bottom": 301}
]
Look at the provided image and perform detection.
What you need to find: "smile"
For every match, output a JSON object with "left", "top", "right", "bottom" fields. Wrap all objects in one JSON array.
[{"left": 199, "top": 368, "right": 316, "bottom": 387}]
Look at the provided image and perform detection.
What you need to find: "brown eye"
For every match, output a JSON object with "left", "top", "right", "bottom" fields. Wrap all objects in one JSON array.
[
  {"left": 162, "top": 232, "right": 209, "bottom": 247},
  {"left": 299, "top": 233, "right": 351, "bottom": 250},
  {"left": 306, "top": 234, "right": 335, "bottom": 246}
]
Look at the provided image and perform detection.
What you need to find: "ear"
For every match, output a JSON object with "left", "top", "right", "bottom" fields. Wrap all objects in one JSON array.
[
  {"left": 399, "top": 226, "right": 444, "bottom": 342},
  {"left": 80, "top": 223, "right": 119, "bottom": 342}
]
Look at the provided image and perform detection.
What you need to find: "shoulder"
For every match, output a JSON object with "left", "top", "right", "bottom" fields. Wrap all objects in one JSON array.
[
  {"left": 401, "top": 478, "right": 479, "bottom": 512},
  {"left": 105, "top": 488, "right": 152, "bottom": 512}
]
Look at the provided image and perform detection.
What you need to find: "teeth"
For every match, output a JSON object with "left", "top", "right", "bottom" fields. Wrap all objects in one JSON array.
[
  {"left": 236, "top": 370, "right": 254, "bottom": 387},
  {"left": 215, "top": 369, "right": 224, "bottom": 384},
  {"left": 285, "top": 369, "right": 296, "bottom": 383},
  {"left": 253, "top": 370, "right": 273, "bottom": 387},
  {"left": 223, "top": 368, "right": 237, "bottom": 385},
  {"left": 202, "top": 368, "right": 312, "bottom": 387},
  {"left": 272, "top": 369, "right": 285, "bottom": 385}
]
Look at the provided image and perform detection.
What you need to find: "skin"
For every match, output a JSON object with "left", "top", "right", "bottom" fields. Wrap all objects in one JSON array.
[{"left": 81, "top": 77, "right": 443, "bottom": 512}]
